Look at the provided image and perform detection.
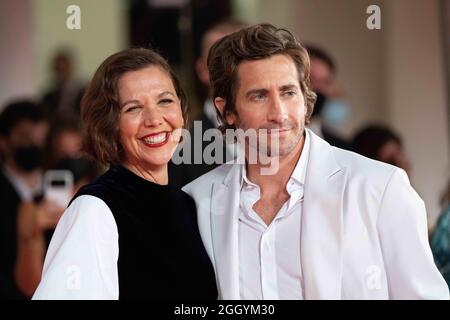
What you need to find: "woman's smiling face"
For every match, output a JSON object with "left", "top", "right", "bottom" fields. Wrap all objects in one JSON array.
[{"left": 118, "top": 65, "right": 184, "bottom": 173}]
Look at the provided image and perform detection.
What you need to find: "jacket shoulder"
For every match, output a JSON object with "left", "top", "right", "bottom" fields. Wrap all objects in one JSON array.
[
  {"left": 331, "top": 146, "right": 399, "bottom": 181},
  {"left": 182, "top": 162, "right": 233, "bottom": 196}
]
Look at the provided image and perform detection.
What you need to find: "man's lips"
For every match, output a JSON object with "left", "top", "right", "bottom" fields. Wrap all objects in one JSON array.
[{"left": 260, "top": 128, "right": 292, "bottom": 134}]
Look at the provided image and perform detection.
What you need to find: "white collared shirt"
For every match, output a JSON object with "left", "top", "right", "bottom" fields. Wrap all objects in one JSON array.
[
  {"left": 3, "top": 165, "right": 43, "bottom": 201},
  {"left": 238, "top": 130, "right": 311, "bottom": 300}
]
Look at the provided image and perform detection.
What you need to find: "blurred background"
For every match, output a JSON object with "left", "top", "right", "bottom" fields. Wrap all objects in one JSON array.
[{"left": 0, "top": 0, "right": 449, "bottom": 228}]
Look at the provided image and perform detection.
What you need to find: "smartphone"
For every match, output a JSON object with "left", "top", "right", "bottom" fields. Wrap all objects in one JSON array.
[{"left": 43, "top": 170, "right": 74, "bottom": 208}]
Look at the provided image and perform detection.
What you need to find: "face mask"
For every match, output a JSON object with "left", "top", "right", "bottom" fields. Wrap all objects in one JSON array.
[
  {"left": 321, "top": 99, "right": 350, "bottom": 128},
  {"left": 13, "top": 146, "right": 44, "bottom": 172},
  {"left": 54, "top": 157, "right": 94, "bottom": 183}
]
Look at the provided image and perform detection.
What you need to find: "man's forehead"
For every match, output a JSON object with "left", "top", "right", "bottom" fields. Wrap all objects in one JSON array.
[
  {"left": 12, "top": 120, "right": 48, "bottom": 134},
  {"left": 236, "top": 55, "right": 300, "bottom": 91}
]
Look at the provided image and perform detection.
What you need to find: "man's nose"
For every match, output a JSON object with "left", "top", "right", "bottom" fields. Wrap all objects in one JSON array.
[{"left": 267, "top": 96, "right": 288, "bottom": 123}]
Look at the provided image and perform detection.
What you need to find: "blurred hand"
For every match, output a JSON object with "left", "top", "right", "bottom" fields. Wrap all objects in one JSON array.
[
  {"left": 36, "top": 198, "right": 65, "bottom": 229},
  {"left": 17, "top": 199, "right": 65, "bottom": 241}
]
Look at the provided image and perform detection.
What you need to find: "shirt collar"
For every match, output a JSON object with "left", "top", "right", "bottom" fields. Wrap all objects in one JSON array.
[
  {"left": 240, "top": 129, "right": 311, "bottom": 189},
  {"left": 2, "top": 164, "right": 43, "bottom": 201}
]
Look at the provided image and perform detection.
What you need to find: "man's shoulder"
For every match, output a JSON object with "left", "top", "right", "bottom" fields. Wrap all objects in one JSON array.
[
  {"left": 330, "top": 145, "right": 398, "bottom": 182},
  {"left": 308, "top": 129, "right": 397, "bottom": 181},
  {"left": 182, "top": 161, "right": 236, "bottom": 195}
]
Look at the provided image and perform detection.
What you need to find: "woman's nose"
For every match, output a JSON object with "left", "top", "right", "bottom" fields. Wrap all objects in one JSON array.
[{"left": 143, "top": 105, "right": 163, "bottom": 127}]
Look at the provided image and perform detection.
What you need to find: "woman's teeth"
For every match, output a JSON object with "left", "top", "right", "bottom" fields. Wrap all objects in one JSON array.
[{"left": 143, "top": 132, "right": 167, "bottom": 144}]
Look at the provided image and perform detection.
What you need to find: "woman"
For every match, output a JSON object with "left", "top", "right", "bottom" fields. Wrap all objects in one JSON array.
[{"left": 32, "top": 48, "right": 217, "bottom": 299}]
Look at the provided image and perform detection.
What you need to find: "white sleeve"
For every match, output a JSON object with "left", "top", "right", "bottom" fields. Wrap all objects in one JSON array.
[
  {"left": 377, "top": 169, "right": 450, "bottom": 299},
  {"left": 32, "top": 195, "right": 119, "bottom": 300}
]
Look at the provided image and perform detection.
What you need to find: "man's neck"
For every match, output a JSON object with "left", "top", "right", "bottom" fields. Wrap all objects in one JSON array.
[{"left": 246, "top": 135, "right": 305, "bottom": 194}]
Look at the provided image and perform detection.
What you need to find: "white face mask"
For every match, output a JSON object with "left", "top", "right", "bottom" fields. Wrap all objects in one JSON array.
[{"left": 321, "top": 99, "right": 350, "bottom": 128}]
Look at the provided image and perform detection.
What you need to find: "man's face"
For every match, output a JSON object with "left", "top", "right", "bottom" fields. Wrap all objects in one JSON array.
[
  {"left": 309, "top": 57, "right": 334, "bottom": 94},
  {"left": 225, "top": 54, "right": 306, "bottom": 157},
  {"left": 7, "top": 120, "right": 48, "bottom": 151},
  {"left": 2, "top": 120, "right": 49, "bottom": 171}
]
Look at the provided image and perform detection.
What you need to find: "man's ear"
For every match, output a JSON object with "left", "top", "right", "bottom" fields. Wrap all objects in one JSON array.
[{"left": 214, "top": 97, "right": 236, "bottom": 126}]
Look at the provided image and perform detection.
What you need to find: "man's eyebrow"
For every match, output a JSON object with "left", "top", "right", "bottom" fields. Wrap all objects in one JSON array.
[
  {"left": 280, "top": 84, "right": 299, "bottom": 91},
  {"left": 245, "top": 88, "right": 268, "bottom": 98}
]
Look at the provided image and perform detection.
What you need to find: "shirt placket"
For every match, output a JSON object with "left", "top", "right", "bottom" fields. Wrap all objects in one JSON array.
[{"left": 260, "top": 224, "right": 279, "bottom": 299}]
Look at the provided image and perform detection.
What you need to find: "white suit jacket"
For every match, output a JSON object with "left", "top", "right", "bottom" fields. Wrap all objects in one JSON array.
[{"left": 182, "top": 130, "right": 449, "bottom": 299}]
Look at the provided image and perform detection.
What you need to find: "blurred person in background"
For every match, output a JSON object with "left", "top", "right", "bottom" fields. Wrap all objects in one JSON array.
[
  {"left": 33, "top": 48, "right": 217, "bottom": 300},
  {"left": 15, "top": 156, "right": 98, "bottom": 297},
  {"left": 14, "top": 119, "right": 99, "bottom": 297},
  {"left": 44, "top": 119, "right": 102, "bottom": 179},
  {"left": 45, "top": 119, "right": 83, "bottom": 167},
  {"left": 352, "top": 124, "right": 412, "bottom": 178},
  {"left": 41, "top": 50, "right": 85, "bottom": 125},
  {"left": 306, "top": 45, "right": 351, "bottom": 150},
  {"left": 169, "top": 19, "right": 246, "bottom": 188},
  {"left": 430, "top": 180, "right": 450, "bottom": 286},
  {"left": 0, "top": 100, "right": 64, "bottom": 299}
]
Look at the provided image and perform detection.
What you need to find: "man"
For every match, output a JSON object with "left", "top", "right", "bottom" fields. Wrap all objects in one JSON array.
[
  {"left": 0, "top": 100, "right": 63, "bottom": 298},
  {"left": 41, "top": 50, "right": 84, "bottom": 125},
  {"left": 169, "top": 19, "right": 245, "bottom": 188},
  {"left": 183, "top": 24, "right": 449, "bottom": 299}
]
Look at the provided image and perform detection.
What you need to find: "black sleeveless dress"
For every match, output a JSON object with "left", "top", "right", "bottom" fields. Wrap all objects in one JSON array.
[{"left": 72, "top": 165, "right": 217, "bottom": 300}]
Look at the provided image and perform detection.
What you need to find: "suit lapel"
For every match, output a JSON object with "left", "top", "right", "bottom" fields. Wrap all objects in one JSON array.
[
  {"left": 208, "top": 131, "right": 346, "bottom": 300},
  {"left": 210, "top": 164, "right": 241, "bottom": 299},
  {"left": 301, "top": 130, "right": 346, "bottom": 299}
]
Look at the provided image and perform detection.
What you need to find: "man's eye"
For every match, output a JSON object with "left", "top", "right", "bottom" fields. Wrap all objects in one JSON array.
[
  {"left": 284, "top": 91, "right": 296, "bottom": 97},
  {"left": 252, "top": 94, "right": 265, "bottom": 101}
]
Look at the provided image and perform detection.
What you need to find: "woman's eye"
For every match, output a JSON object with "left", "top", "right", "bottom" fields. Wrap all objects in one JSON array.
[
  {"left": 159, "top": 99, "right": 174, "bottom": 105},
  {"left": 125, "top": 105, "right": 141, "bottom": 113}
]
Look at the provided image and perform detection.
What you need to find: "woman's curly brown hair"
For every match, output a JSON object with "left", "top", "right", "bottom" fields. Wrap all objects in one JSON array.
[{"left": 80, "top": 48, "right": 188, "bottom": 165}]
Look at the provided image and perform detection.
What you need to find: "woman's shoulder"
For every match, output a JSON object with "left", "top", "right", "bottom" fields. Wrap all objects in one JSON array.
[
  {"left": 71, "top": 169, "right": 119, "bottom": 206},
  {"left": 169, "top": 187, "right": 197, "bottom": 218},
  {"left": 65, "top": 195, "right": 115, "bottom": 226},
  {"left": 170, "top": 186, "right": 195, "bottom": 205}
]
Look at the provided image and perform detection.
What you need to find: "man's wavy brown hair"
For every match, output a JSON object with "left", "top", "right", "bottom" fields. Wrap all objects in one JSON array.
[{"left": 207, "top": 23, "right": 316, "bottom": 133}]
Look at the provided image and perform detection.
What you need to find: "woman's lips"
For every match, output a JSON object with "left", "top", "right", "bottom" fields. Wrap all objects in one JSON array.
[{"left": 140, "top": 132, "right": 170, "bottom": 148}]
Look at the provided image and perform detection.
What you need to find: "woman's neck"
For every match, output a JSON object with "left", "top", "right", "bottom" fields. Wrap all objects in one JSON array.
[{"left": 122, "top": 162, "right": 168, "bottom": 185}]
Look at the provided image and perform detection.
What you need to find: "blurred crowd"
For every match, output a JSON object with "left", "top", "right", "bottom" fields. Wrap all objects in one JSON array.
[{"left": 1, "top": 19, "right": 449, "bottom": 299}]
